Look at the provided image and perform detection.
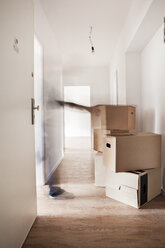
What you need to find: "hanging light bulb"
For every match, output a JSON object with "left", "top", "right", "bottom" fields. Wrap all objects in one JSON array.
[{"left": 89, "top": 26, "right": 95, "bottom": 53}]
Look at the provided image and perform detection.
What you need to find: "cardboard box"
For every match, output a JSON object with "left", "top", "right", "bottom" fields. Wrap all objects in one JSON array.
[
  {"left": 94, "top": 129, "right": 111, "bottom": 152},
  {"left": 95, "top": 152, "right": 107, "bottom": 187},
  {"left": 103, "top": 132, "right": 161, "bottom": 172},
  {"left": 105, "top": 168, "right": 161, "bottom": 208},
  {"left": 91, "top": 105, "right": 136, "bottom": 130}
]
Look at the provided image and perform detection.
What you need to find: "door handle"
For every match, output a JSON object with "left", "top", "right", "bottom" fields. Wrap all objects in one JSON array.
[
  {"left": 33, "top": 105, "right": 40, "bottom": 111},
  {"left": 31, "top": 98, "right": 39, "bottom": 125}
]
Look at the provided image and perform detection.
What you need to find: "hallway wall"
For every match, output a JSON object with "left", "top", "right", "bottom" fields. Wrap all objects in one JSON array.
[
  {"left": 109, "top": 0, "right": 153, "bottom": 104},
  {"left": 140, "top": 25, "right": 165, "bottom": 190},
  {"left": 126, "top": 52, "right": 141, "bottom": 131},
  {"left": 63, "top": 66, "right": 110, "bottom": 106},
  {"left": 34, "top": 0, "right": 64, "bottom": 182}
]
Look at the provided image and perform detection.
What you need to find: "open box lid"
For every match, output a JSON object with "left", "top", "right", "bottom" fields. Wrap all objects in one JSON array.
[{"left": 106, "top": 169, "right": 147, "bottom": 190}]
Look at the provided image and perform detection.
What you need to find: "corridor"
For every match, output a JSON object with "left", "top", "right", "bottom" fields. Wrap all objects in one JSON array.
[{"left": 23, "top": 148, "right": 165, "bottom": 248}]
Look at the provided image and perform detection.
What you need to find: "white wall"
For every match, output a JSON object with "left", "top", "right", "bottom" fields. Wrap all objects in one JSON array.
[
  {"left": 126, "top": 52, "right": 141, "bottom": 131},
  {"left": 63, "top": 66, "right": 110, "bottom": 106},
  {"left": 141, "top": 25, "right": 165, "bottom": 189},
  {"left": 110, "top": 0, "right": 165, "bottom": 106},
  {"left": 34, "top": 0, "right": 64, "bottom": 181},
  {"left": 109, "top": 0, "right": 153, "bottom": 104}
]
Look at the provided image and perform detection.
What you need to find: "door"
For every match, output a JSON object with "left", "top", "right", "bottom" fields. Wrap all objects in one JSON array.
[
  {"left": 34, "top": 35, "right": 45, "bottom": 185},
  {"left": 0, "top": 1, "right": 37, "bottom": 248}
]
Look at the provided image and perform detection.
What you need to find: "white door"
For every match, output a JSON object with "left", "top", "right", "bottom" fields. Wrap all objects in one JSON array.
[
  {"left": 34, "top": 35, "right": 45, "bottom": 185},
  {"left": 0, "top": 1, "right": 37, "bottom": 248}
]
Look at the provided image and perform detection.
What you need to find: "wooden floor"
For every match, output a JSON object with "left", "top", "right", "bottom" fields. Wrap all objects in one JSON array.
[{"left": 23, "top": 148, "right": 165, "bottom": 248}]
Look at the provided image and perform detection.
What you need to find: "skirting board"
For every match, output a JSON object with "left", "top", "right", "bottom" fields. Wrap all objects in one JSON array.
[{"left": 46, "top": 154, "right": 64, "bottom": 184}]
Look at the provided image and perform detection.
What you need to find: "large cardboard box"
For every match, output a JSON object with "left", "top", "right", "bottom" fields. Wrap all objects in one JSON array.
[
  {"left": 105, "top": 168, "right": 161, "bottom": 208},
  {"left": 94, "top": 129, "right": 111, "bottom": 152},
  {"left": 95, "top": 152, "right": 107, "bottom": 187},
  {"left": 103, "top": 132, "right": 161, "bottom": 172},
  {"left": 91, "top": 105, "right": 136, "bottom": 130}
]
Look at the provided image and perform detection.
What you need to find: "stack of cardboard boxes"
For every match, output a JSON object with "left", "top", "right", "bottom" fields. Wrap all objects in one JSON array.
[{"left": 93, "top": 105, "right": 161, "bottom": 208}]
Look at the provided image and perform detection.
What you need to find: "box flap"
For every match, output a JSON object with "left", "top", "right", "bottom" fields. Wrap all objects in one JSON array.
[{"left": 106, "top": 168, "right": 140, "bottom": 189}]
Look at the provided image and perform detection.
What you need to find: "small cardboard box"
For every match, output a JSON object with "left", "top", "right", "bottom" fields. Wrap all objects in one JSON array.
[
  {"left": 103, "top": 132, "right": 161, "bottom": 172},
  {"left": 105, "top": 168, "right": 161, "bottom": 208},
  {"left": 94, "top": 129, "right": 111, "bottom": 152},
  {"left": 95, "top": 152, "right": 107, "bottom": 187},
  {"left": 91, "top": 105, "right": 136, "bottom": 130}
]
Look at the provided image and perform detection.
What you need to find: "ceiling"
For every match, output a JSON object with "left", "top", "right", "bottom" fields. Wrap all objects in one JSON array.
[{"left": 40, "top": 0, "right": 132, "bottom": 67}]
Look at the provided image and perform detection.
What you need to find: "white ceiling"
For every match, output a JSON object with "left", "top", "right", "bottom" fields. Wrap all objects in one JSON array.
[{"left": 40, "top": 0, "right": 132, "bottom": 67}]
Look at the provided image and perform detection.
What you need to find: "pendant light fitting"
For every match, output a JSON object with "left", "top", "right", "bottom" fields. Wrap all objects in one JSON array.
[{"left": 89, "top": 26, "right": 95, "bottom": 53}]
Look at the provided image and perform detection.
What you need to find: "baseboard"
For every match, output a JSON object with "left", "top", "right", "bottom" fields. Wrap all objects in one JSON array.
[
  {"left": 161, "top": 188, "right": 165, "bottom": 197},
  {"left": 46, "top": 154, "right": 64, "bottom": 184}
]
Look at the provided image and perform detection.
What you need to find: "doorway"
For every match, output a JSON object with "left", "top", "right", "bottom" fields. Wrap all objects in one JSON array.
[
  {"left": 34, "top": 35, "right": 45, "bottom": 185},
  {"left": 64, "top": 86, "right": 91, "bottom": 149}
]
